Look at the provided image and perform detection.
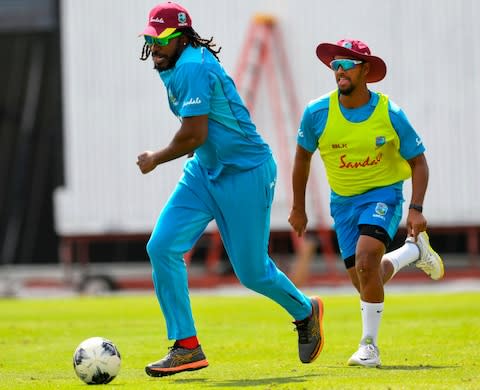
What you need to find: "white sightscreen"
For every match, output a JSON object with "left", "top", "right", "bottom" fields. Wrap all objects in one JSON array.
[{"left": 55, "top": 0, "right": 480, "bottom": 235}]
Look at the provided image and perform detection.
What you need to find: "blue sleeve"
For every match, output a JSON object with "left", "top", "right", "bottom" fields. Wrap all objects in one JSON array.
[
  {"left": 174, "top": 63, "right": 212, "bottom": 117},
  {"left": 297, "top": 106, "right": 316, "bottom": 152},
  {"left": 388, "top": 101, "right": 426, "bottom": 160},
  {"left": 298, "top": 103, "right": 328, "bottom": 153}
]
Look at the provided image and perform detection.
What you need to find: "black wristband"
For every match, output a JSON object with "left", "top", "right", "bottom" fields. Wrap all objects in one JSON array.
[{"left": 409, "top": 203, "right": 423, "bottom": 213}]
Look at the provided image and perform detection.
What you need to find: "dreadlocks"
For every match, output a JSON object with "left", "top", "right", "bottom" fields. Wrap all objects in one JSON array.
[
  {"left": 181, "top": 27, "right": 222, "bottom": 60},
  {"left": 140, "top": 42, "right": 150, "bottom": 61},
  {"left": 140, "top": 27, "right": 222, "bottom": 62}
]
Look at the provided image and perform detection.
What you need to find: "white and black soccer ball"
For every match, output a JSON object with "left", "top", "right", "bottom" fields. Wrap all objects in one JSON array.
[{"left": 73, "top": 337, "right": 121, "bottom": 385}]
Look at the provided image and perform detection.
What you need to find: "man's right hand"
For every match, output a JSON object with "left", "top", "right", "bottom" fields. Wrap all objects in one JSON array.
[
  {"left": 288, "top": 208, "right": 308, "bottom": 237},
  {"left": 136, "top": 151, "right": 158, "bottom": 174}
]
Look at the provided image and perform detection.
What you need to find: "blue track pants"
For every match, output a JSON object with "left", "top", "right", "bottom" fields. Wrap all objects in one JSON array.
[{"left": 146, "top": 155, "right": 312, "bottom": 340}]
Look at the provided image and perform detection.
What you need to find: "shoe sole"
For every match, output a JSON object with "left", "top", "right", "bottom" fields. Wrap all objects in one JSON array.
[
  {"left": 347, "top": 358, "right": 381, "bottom": 368},
  {"left": 307, "top": 296, "right": 325, "bottom": 363},
  {"left": 145, "top": 359, "right": 209, "bottom": 377},
  {"left": 426, "top": 241, "right": 444, "bottom": 280},
  {"left": 418, "top": 233, "right": 445, "bottom": 280},
  {"left": 429, "top": 248, "right": 444, "bottom": 280}
]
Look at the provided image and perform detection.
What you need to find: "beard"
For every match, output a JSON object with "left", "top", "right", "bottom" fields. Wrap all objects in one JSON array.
[
  {"left": 338, "top": 84, "right": 355, "bottom": 96},
  {"left": 152, "top": 41, "right": 183, "bottom": 71}
]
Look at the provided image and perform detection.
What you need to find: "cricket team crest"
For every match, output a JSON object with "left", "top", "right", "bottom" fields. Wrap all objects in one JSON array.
[
  {"left": 177, "top": 12, "right": 187, "bottom": 25},
  {"left": 374, "top": 202, "right": 388, "bottom": 218},
  {"left": 375, "top": 136, "right": 386, "bottom": 148},
  {"left": 168, "top": 88, "right": 178, "bottom": 106}
]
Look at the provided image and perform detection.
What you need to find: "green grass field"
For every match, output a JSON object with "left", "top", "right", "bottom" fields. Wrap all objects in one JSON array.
[{"left": 1, "top": 290, "right": 479, "bottom": 389}]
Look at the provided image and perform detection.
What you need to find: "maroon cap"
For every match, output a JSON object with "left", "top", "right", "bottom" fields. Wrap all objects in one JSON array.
[
  {"left": 140, "top": 2, "right": 192, "bottom": 38},
  {"left": 316, "top": 39, "right": 387, "bottom": 83}
]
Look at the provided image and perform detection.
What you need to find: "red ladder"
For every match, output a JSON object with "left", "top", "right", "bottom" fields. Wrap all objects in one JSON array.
[
  {"left": 234, "top": 14, "right": 339, "bottom": 279},
  {"left": 186, "top": 15, "right": 339, "bottom": 281}
]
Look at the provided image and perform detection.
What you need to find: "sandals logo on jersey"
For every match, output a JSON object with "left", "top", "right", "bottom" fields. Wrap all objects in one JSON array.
[
  {"left": 375, "top": 136, "right": 386, "bottom": 148},
  {"left": 339, "top": 152, "right": 383, "bottom": 168},
  {"left": 182, "top": 97, "right": 202, "bottom": 108},
  {"left": 373, "top": 202, "right": 388, "bottom": 220}
]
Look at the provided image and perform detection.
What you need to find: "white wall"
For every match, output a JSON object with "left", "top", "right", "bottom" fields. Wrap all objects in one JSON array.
[{"left": 54, "top": 0, "right": 480, "bottom": 235}]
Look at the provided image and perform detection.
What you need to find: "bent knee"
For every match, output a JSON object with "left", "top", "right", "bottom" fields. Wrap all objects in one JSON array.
[
  {"left": 146, "top": 233, "right": 176, "bottom": 260},
  {"left": 237, "top": 271, "right": 270, "bottom": 292},
  {"left": 146, "top": 237, "right": 160, "bottom": 259},
  {"left": 355, "top": 251, "right": 382, "bottom": 275}
]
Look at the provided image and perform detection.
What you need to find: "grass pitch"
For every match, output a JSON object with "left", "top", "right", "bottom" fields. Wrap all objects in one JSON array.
[{"left": 0, "top": 290, "right": 479, "bottom": 389}]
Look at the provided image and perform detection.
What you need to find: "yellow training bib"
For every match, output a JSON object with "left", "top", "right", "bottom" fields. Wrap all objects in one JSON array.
[{"left": 318, "top": 90, "right": 411, "bottom": 196}]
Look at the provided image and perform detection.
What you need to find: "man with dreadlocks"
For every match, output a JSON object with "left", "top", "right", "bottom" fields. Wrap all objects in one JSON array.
[{"left": 136, "top": 2, "right": 325, "bottom": 378}]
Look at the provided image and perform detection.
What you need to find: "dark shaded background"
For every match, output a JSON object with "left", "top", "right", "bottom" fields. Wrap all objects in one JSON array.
[{"left": 0, "top": 0, "right": 62, "bottom": 264}]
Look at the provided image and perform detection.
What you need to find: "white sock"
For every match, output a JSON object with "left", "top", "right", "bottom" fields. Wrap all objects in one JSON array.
[
  {"left": 384, "top": 241, "right": 420, "bottom": 278},
  {"left": 360, "top": 300, "right": 384, "bottom": 346}
]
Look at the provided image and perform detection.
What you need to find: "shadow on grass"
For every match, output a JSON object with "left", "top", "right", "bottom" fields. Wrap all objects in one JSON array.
[
  {"left": 317, "top": 364, "right": 457, "bottom": 371},
  {"left": 165, "top": 365, "right": 456, "bottom": 387},
  {"left": 378, "top": 364, "right": 458, "bottom": 370},
  {"left": 173, "top": 374, "right": 320, "bottom": 387}
]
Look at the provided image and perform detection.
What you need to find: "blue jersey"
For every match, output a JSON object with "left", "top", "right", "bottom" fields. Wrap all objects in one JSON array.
[
  {"left": 159, "top": 45, "right": 271, "bottom": 177},
  {"left": 149, "top": 48, "right": 313, "bottom": 337},
  {"left": 298, "top": 90, "right": 425, "bottom": 201}
]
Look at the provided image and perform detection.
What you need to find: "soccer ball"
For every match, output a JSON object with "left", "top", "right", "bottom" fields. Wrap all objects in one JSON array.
[{"left": 73, "top": 337, "right": 121, "bottom": 385}]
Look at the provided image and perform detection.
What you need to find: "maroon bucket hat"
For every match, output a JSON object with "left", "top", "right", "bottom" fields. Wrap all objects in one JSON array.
[{"left": 316, "top": 39, "right": 387, "bottom": 83}]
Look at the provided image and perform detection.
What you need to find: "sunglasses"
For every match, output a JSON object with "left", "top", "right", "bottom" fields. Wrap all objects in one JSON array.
[
  {"left": 144, "top": 31, "right": 182, "bottom": 46},
  {"left": 330, "top": 59, "right": 363, "bottom": 71}
]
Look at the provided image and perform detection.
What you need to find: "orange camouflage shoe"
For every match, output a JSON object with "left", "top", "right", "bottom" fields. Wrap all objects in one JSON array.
[
  {"left": 294, "top": 296, "right": 325, "bottom": 363},
  {"left": 145, "top": 344, "right": 208, "bottom": 377}
]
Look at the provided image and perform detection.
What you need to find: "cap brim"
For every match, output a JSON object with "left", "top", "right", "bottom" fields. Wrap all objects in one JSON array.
[
  {"left": 138, "top": 27, "right": 176, "bottom": 38},
  {"left": 316, "top": 43, "right": 387, "bottom": 83}
]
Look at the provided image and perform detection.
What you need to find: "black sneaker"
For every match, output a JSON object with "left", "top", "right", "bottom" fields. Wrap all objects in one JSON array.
[
  {"left": 294, "top": 296, "right": 324, "bottom": 363},
  {"left": 145, "top": 344, "right": 209, "bottom": 377}
]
